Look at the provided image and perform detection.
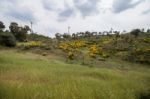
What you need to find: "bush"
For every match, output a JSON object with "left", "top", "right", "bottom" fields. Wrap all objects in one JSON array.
[
  {"left": 17, "top": 41, "right": 42, "bottom": 49},
  {"left": 0, "top": 32, "right": 16, "bottom": 47},
  {"left": 67, "top": 51, "right": 74, "bottom": 60},
  {"left": 89, "top": 45, "right": 99, "bottom": 58},
  {"left": 125, "top": 47, "right": 150, "bottom": 64},
  {"left": 130, "top": 29, "right": 141, "bottom": 37}
]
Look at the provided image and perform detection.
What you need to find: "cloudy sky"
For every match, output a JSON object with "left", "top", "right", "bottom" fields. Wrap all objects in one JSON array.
[{"left": 0, "top": 0, "right": 150, "bottom": 37}]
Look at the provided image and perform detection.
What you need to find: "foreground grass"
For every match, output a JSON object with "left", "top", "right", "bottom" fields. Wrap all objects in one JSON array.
[{"left": 0, "top": 49, "right": 150, "bottom": 99}]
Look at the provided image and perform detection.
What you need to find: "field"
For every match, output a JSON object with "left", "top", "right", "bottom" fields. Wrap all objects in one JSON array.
[{"left": 0, "top": 49, "right": 150, "bottom": 99}]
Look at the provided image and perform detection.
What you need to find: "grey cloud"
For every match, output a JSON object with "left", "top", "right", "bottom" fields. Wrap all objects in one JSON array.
[
  {"left": 42, "top": 0, "right": 101, "bottom": 21},
  {"left": 74, "top": 0, "right": 100, "bottom": 17},
  {"left": 42, "top": 0, "right": 55, "bottom": 11},
  {"left": 113, "top": 0, "right": 145, "bottom": 13},
  {"left": 57, "top": 1, "right": 75, "bottom": 21},
  {"left": 6, "top": 8, "right": 35, "bottom": 22},
  {"left": 142, "top": 9, "right": 150, "bottom": 14},
  {"left": 58, "top": 8, "right": 74, "bottom": 21},
  {"left": 42, "top": 0, "right": 74, "bottom": 21},
  {"left": 0, "top": 0, "right": 36, "bottom": 22}
]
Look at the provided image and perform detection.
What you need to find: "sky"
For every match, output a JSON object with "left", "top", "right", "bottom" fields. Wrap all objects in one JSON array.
[{"left": 0, "top": 0, "right": 150, "bottom": 37}]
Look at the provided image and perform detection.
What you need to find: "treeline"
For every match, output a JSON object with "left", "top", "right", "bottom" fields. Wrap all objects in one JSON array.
[
  {"left": 0, "top": 21, "right": 30, "bottom": 47},
  {"left": 55, "top": 29, "right": 150, "bottom": 40}
]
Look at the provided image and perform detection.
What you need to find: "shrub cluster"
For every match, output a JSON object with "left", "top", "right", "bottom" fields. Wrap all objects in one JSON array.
[
  {"left": 58, "top": 40, "right": 86, "bottom": 60},
  {"left": 17, "top": 41, "right": 42, "bottom": 49},
  {"left": 0, "top": 32, "right": 16, "bottom": 47}
]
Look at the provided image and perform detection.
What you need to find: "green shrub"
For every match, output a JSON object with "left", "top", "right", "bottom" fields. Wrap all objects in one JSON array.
[
  {"left": 0, "top": 32, "right": 16, "bottom": 47},
  {"left": 130, "top": 29, "right": 141, "bottom": 37},
  {"left": 125, "top": 47, "right": 150, "bottom": 64},
  {"left": 67, "top": 51, "right": 74, "bottom": 60}
]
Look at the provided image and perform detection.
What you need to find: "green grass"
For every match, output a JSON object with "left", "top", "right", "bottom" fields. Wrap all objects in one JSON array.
[{"left": 0, "top": 49, "right": 150, "bottom": 99}]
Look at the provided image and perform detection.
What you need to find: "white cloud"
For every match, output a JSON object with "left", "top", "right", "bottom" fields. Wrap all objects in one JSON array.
[{"left": 0, "top": 0, "right": 150, "bottom": 37}]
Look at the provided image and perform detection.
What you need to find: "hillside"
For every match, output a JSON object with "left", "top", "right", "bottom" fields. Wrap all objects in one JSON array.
[
  {"left": 1, "top": 21, "right": 150, "bottom": 99},
  {"left": 0, "top": 0, "right": 150, "bottom": 98},
  {"left": 16, "top": 31, "right": 150, "bottom": 66},
  {"left": 0, "top": 49, "right": 150, "bottom": 99}
]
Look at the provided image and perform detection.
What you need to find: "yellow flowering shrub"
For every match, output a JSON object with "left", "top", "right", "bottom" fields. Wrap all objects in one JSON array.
[
  {"left": 28, "top": 41, "right": 42, "bottom": 47},
  {"left": 89, "top": 45, "right": 99, "bottom": 58},
  {"left": 58, "top": 43, "right": 69, "bottom": 51},
  {"left": 69, "top": 40, "right": 86, "bottom": 48},
  {"left": 58, "top": 40, "right": 86, "bottom": 60},
  {"left": 88, "top": 45, "right": 110, "bottom": 58},
  {"left": 89, "top": 45, "right": 99, "bottom": 54},
  {"left": 17, "top": 41, "right": 42, "bottom": 48}
]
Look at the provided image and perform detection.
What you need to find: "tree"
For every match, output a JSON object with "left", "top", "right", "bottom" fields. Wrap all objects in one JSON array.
[
  {"left": 147, "top": 29, "right": 150, "bottom": 33},
  {"left": 63, "top": 33, "right": 71, "bottom": 39},
  {"left": 9, "top": 22, "right": 19, "bottom": 36},
  {"left": 0, "top": 21, "right": 5, "bottom": 32},
  {"left": 85, "top": 31, "right": 91, "bottom": 37},
  {"left": 141, "top": 28, "right": 145, "bottom": 33},
  {"left": 17, "top": 26, "right": 30, "bottom": 42},
  {"left": 55, "top": 33, "right": 62, "bottom": 40},
  {"left": 130, "top": 29, "right": 141, "bottom": 37},
  {"left": 114, "top": 31, "right": 120, "bottom": 38},
  {"left": 9, "top": 22, "right": 30, "bottom": 42},
  {"left": 72, "top": 33, "right": 76, "bottom": 39},
  {"left": 24, "top": 25, "right": 30, "bottom": 31}
]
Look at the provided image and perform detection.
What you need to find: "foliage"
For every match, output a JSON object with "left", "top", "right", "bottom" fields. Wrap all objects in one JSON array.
[
  {"left": 67, "top": 51, "right": 74, "bottom": 60},
  {"left": 9, "top": 22, "right": 30, "bottom": 42},
  {"left": 62, "top": 33, "right": 71, "bottom": 39},
  {"left": 17, "top": 41, "right": 42, "bottom": 49},
  {"left": 88, "top": 45, "right": 110, "bottom": 59},
  {"left": 89, "top": 45, "right": 99, "bottom": 58},
  {"left": 0, "top": 32, "right": 16, "bottom": 47},
  {"left": 127, "top": 47, "right": 150, "bottom": 64},
  {"left": 0, "top": 20, "right": 150, "bottom": 65},
  {"left": 69, "top": 40, "right": 86, "bottom": 48},
  {"left": 130, "top": 29, "right": 141, "bottom": 37},
  {"left": 55, "top": 33, "right": 62, "bottom": 40},
  {"left": 0, "top": 21, "right": 5, "bottom": 31},
  {"left": 0, "top": 50, "right": 150, "bottom": 99},
  {"left": 59, "top": 40, "right": 85, "bottom": 51},
  {"left": 59, "top": 42, "right": 70, "bottom": 51},
  {"left": 142, "top": 38, "right": 150, "bottom": 43},
  {"left": 58, "top": 40, "right": 86, "bottom": 60},
  {"left": 27, "top": 33, "right": 51, "bottom": 42}
]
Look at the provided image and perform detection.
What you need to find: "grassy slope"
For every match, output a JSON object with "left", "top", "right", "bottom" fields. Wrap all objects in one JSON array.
[{"left": 0, "top": 49, "right": 150, "bottom": 99}]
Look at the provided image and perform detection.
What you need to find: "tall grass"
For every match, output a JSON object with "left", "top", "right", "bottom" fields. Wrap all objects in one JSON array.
[{"left": 0, "top": 50, "right": 150, "bottom": 99}]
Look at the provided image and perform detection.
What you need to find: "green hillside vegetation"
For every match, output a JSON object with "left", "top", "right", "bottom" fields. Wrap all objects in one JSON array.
[
  {"left": 0, "top": 21, "right": 150, "bottom": 99},
  {"left": 0, "top": 50, "right": 150, "bottom": 99}
]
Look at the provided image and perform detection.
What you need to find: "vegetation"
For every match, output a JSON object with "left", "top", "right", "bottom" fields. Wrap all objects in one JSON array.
[
  {"left": 130, "top": 29, "right": 141, "bottom": 38},
  {"left": 56, "top": 31, "right": 150, "bottom": 65},
  {"left": 0, "top": 20, "right": 150, "bottom": 99},
  {"left": 9, "top": 22, "right": 30, "bottom": 42},
  {"left": 0, "top": 21, "right": 5, "bottom": 32},
  {"left": 0, "top": 50, "right": 150, "bottom": 99},
  {"left": 0, "top": 32, "right": 16, "bottom": 47}
]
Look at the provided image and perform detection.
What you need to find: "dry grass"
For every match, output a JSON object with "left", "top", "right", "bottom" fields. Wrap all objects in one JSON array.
[{"left": 0, "top": 49, "right": 150, "bottom": 99}]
